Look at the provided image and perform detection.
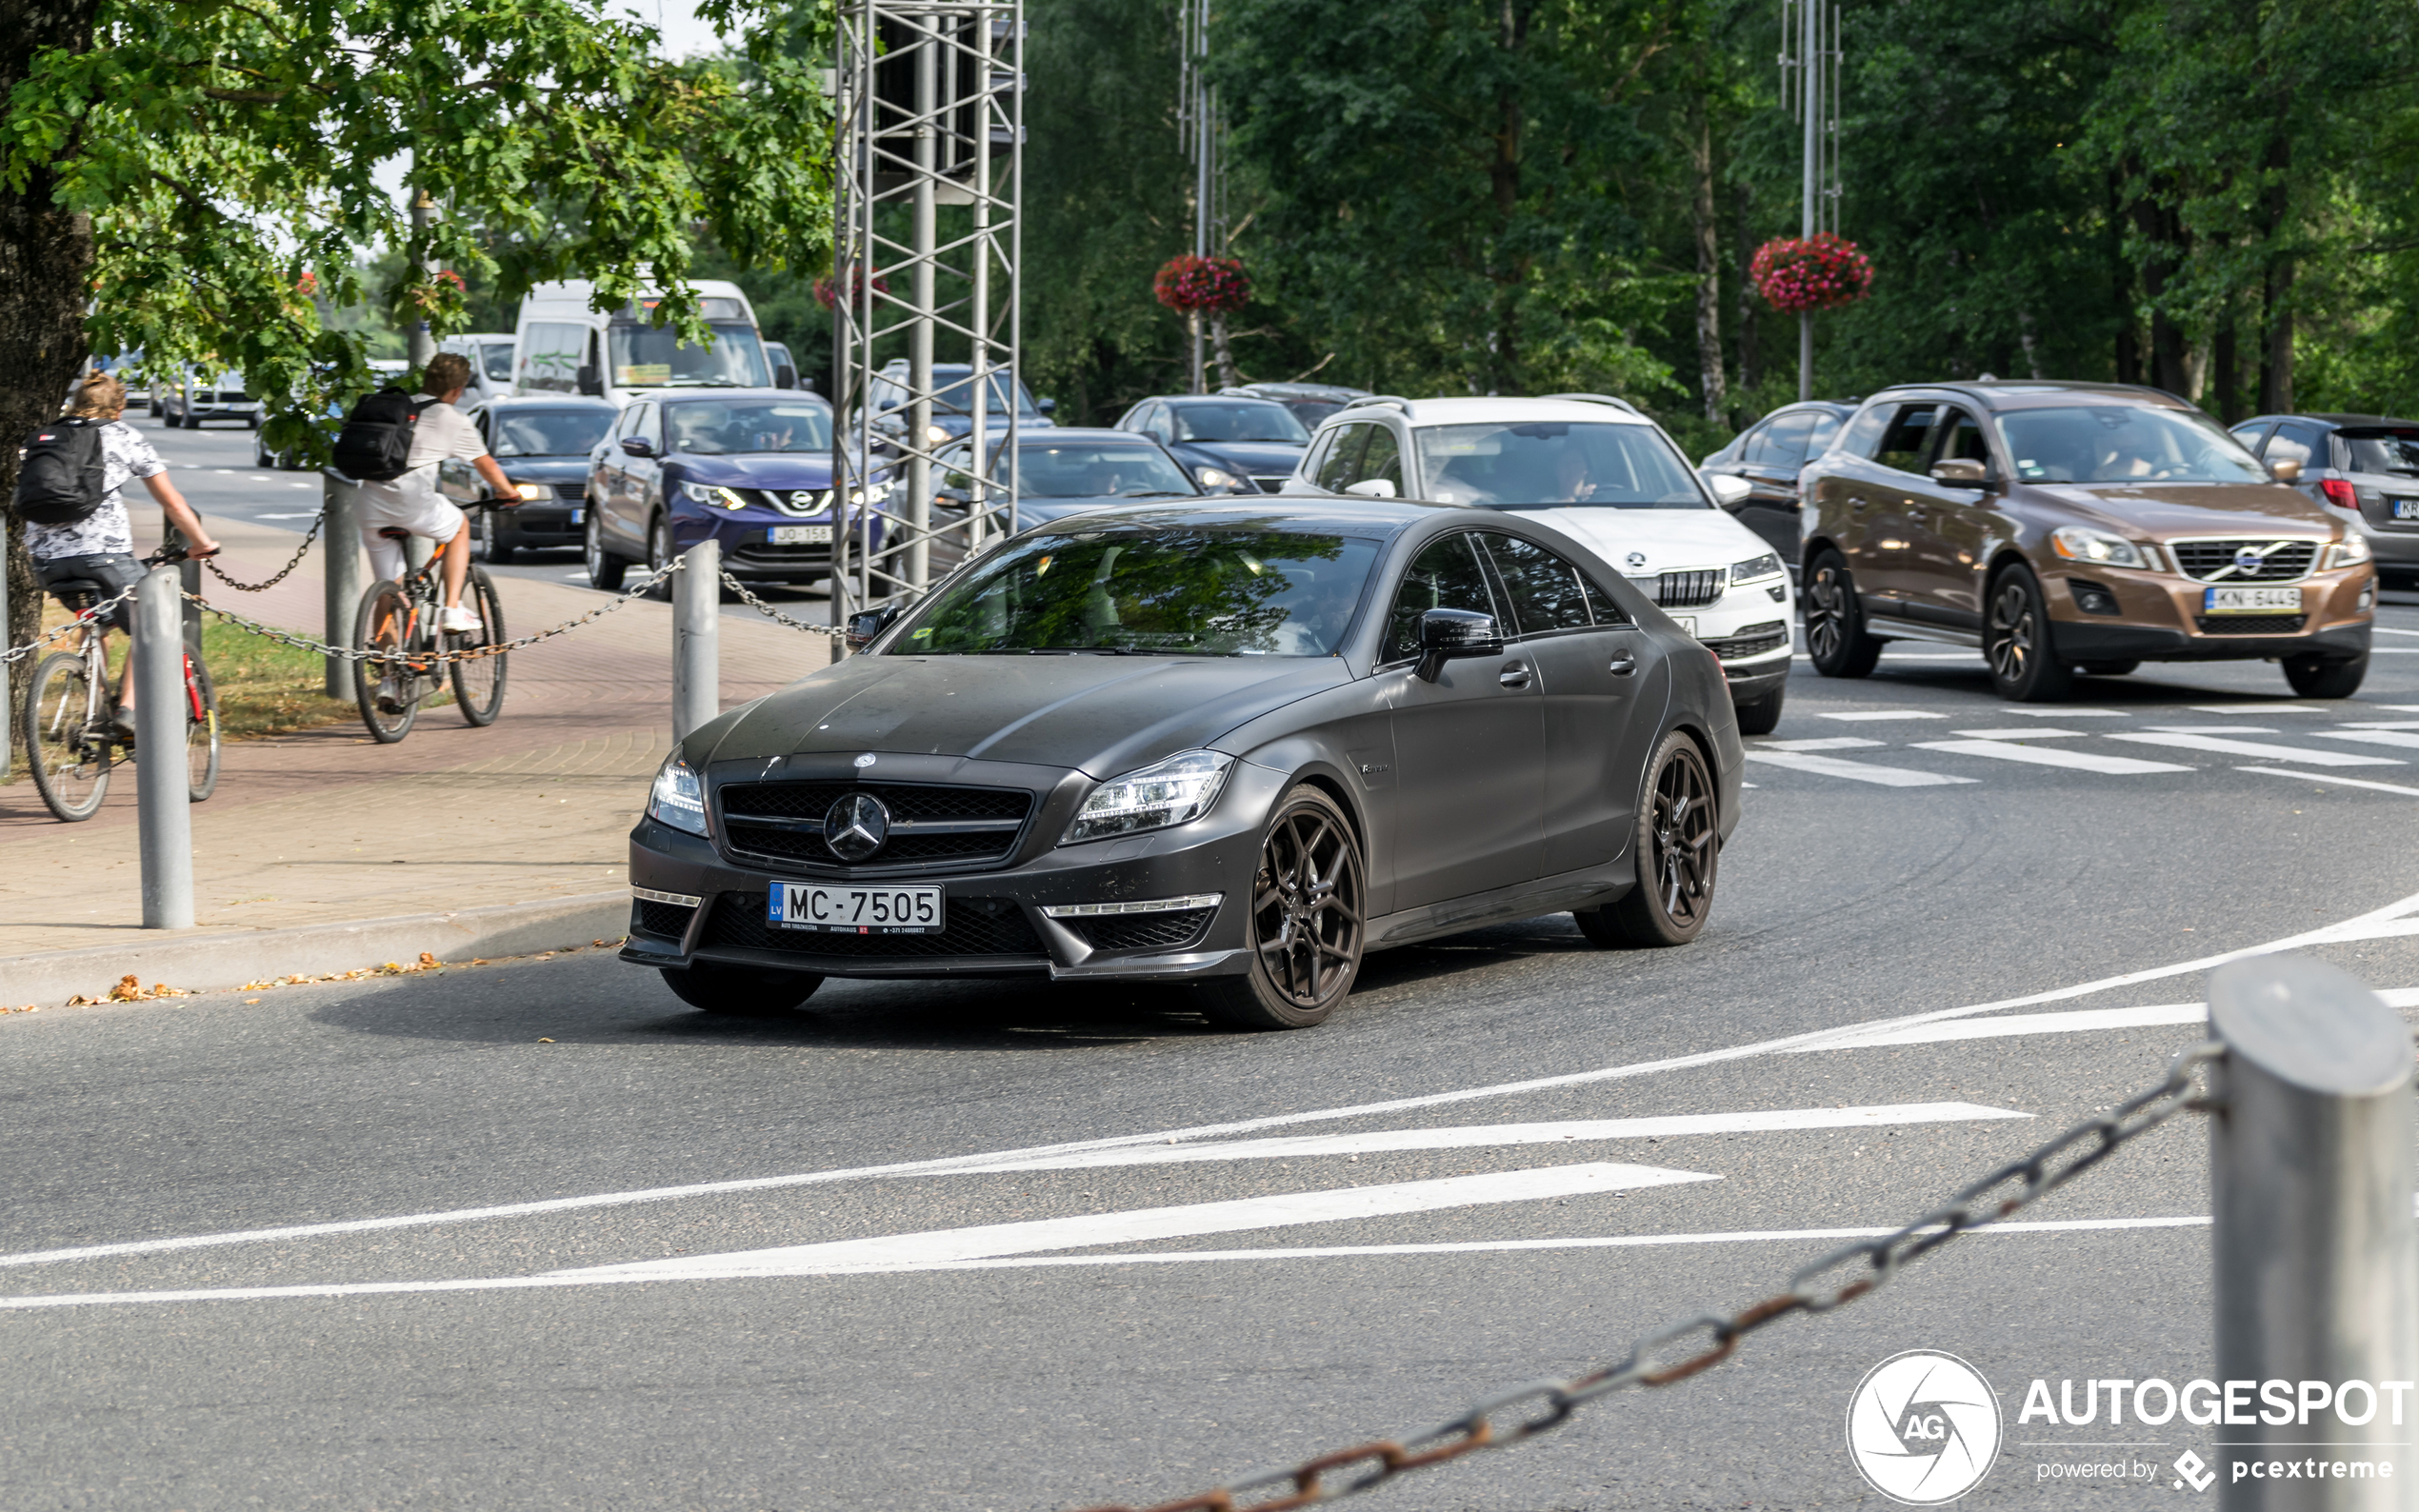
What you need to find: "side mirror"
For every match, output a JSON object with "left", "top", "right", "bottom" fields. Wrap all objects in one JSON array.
[
  {"left": 2269, "top": 458, "right": 2303, "bottom": 484},
  {"left": 618, "top": 435, "right": 654, "bottom": 458},
  {"left": 575, "top": 364, "right": 603, "bottom": 397},
  {"left": 1705, "top": 472, "right": 1754, "bottom": 507},
  {"left": 1414, "top": 607, "right": 1501, "bottom": 683},
  {"left": 772, "top": 364, "right": 798, "bottom": 390},
  {"left": 1343, "top": 478, "right": 1398, "bottom": 499},
  {"left": 1037, "top": 397, "right": 1057, "bottom": 416},
  {"left": 845, "top": 606, "right": 899, "bottom": 653},
  {"left": 1928, "top": 457, "right": 1989, "bottom": 487},
  {"left": 877, "top": 395, "right": 901, "bottom": 411}
]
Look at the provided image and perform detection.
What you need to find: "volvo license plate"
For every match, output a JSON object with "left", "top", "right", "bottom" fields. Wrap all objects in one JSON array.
[
  {"left": 770, "top": 525, "right": 831, "bottom": 546},
  {"left": 2390, "top": 497, "right": 2419, "bottom": 521},
  {"left": 2203, "top": 587, "right": 2302, "bottom": 615},
  {"left": 769, "top": 882, "right": 942, "bottom": 933}
]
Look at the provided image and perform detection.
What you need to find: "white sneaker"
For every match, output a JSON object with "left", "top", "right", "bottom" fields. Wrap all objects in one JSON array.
[{"left": 438, "top": 606, "right": 484, "bottom": 634}]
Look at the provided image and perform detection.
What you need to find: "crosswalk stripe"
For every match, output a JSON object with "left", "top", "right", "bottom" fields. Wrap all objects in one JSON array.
[
  {"left": 1758, "top": 736, "right": 1885, "bottom": 752},
  {"left": 1813, "top": 710, "right": 1950, "bottom": 722},
  {"left": 1801, "top": 1004, "right": 2208, "bottom": 1049},
  {"left": 1949, "top": 727, "right": 2091, "bottom": 739},
  {"left": 1913, "top": 739, "right": 2192, "bottom": 775},
  {"left": 2107, "top": 732, "right": 2403, "bottom": 766},
  {"left": 1998, "top": 707, "right": 2129, "bottom": 717},
  {"left": 1743, "top": 750, "right": 1977, "bottom": 786},
  {"left": 2189, "top": 703, "right": 2320, "bottom": 713},
  {"left": 2316, "top": 729, "right": 2419, "bottom": 751},
  {"left": 2238, "top": 766, "right": 2419, "bottom": 798}
]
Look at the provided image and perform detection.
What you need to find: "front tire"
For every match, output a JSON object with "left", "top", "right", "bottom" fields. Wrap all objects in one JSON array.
[
  {"left": 661, "top": 963, "right": 823, "bottom": 1014},
  {"left": 2284, "top": 651, "right": 2368, "bottom": 699},
  {"left": 1803, "top": 550, "right": 1882, "bottom": 678},
  {"left": 447, "top": 567, "right": 509, "bottom": 726},
  {"left": 585, "top": 511, "right": 627, "bottom": 590},
  {"left": 645, "top": 513, "right": 676, "bottom": 601},
  {"left": 183, "top": 652, "right": 220, "bottom": 803},
  {"left": 1576, "top": 729, "right": 1718, "bottom": 948},
  {"left": 23, "top": 651, "right": 111, "bottom": 822},
  {"left": 479, "top": 508, "right": 517, "bottom": 565},
  {"left": 1732, "top": 684, "right": 1785, "bottom": 737},
  {"left": 1984, "top": 565, "right": 2072, "bottom": 703},
  {"left": 1191, "top": 785, "right": 1366, "bottom": 1030}
]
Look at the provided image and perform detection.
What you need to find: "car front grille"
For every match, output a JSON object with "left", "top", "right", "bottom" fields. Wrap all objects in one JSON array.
[
  {"left": 730, "top": 487, "right": 834, "bottom": 517},
  {"left": 1703, "top": 621, "right": 1789, "bottom": 660},
  {"left": 1074, "top": 908, "right": 1215, "bottom": 953},
  {"left": 2171, "top": 539, "right": 2319, "bottom": 583},
  {"left": 730, "top": 543, "right": 833, "bottom": 567},
  {"left": 632, "top": 899, "right": 695, "bottom": 940},
  {"left": 702, "top": 892, "right": 1045, "bottom": 959},
  {"left": 2195, "top": 614, "right": 2308, "bottom": 635},
  {"left": 1252, "top": 476, "right": 1291, "bottom": 493},
  {"left": 1649, "top": 569, "right": 1726, "bottom": 607},
  {"left": 717, "top": 781, "right": 1033, "bottom": 872},
  {"left": 552, "top": 484, "right": 588, "bottom": 503}
]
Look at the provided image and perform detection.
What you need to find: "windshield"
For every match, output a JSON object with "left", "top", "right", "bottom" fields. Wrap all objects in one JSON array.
[
  {"left": 930, "top": 370, "right": 1039, "bottom": 416},
  {"left": 1283, "top": 400, "right": 1348, "bottom": 428},
  {"left": 1996, "top": 405, "right": 2269, "bottom": 485},
  {"left": 492, "top": 408, "right": 614, "bottom": 458},
  {"left": 2343, "top": 431, "right": 2419, "bottom": 477},
  {"left": 479, "top": 343, "right": 515, "bottom": 383},
  {"left": 665, "top": 399, "right": 834, "bottom": 454},
  {"left": 1414, "top": 422, "right": 1707, "bottom": 508},
  {"left": 1006, "top": 441, "right": 1195, "bottom": 498},
  {"left": 608, "top": 321, "right": 770, "bottom": 389},
  {"left": 902, "top": 528, "right": 1378, "bottom": 656},
  {"left": 1170, "top": 401, "right": 1311, "bottom": 445}
]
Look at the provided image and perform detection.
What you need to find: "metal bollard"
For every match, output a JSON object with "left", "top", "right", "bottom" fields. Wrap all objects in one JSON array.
[
  {"left": 1, "top": 538, "right": 11, "bottom": 785},
  {"left": 2209, "top": 956, "right": 2418, "bottom": 1508},
  {"left": 322, "top": 469, "right": 362, "bottom": 697},
  {"left": 671, "top": 539, "right": 720, "bottom": 741},
  {"left": 134, "top": 567, "right": 194, "bottom": 929}
]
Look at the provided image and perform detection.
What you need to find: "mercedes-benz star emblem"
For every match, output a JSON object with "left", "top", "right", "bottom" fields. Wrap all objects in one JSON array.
[
  {"left": 1627, "top": 551, "right": 1649, "bottom": 569},
  {"left": 823, "top": 792, "right": 890, "bottom": 862}
]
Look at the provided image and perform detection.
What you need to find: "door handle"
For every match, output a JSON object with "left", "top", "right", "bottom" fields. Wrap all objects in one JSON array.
[
  {"left": 1608, "top": 651, "right": 1637, "bottom": 677},
  {"left": 1497, "top": 662, "right": 1531, "bottom": 689}
]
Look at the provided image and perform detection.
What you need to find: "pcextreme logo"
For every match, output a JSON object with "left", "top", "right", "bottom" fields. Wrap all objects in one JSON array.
[{"left": 1847, "top": 1350, "right": 2004, "bottom": 1505}]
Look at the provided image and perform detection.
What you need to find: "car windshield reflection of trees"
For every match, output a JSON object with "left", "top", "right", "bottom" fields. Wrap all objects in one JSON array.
[
  {"left": 907, "top": 530, "right": 1375, "bottom": 656},
  {"left": 494, "top": 411, "right": 615, "bottom": 457},
  {"left": 669, "top": 402, "right": 835, "bottom": 454},
  {"left": 1413, "top": 422, "right": 1707, "bottom": 508},
  {"left": 1172, "top": 403, "right": 1311, "bottom": 444},
  {"left": 1998, "top": 406, "right": 2270, "bottom": 485},
  {"left": 1015, "top": 444, "right": 1194, "bottom": 498}
]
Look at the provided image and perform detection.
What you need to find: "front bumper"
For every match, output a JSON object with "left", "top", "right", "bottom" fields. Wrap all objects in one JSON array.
[
  {"left": 620, "top": 752, "right": 1285, "bottom": 984},
  {"left": 496, "top": 505, "right": 583, "bottom": 546},
  {"left": 2049, "top": 565, "right": 2373, "bottom": 663}
]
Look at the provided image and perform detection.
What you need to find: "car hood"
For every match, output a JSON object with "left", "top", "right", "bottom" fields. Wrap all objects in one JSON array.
[
  {"left": 670, "top": 455, "right": 834, "bottom": 488},
  {"left": 705, "top": 653, "right": 1352, "bottom": 778},
  {"left": 1509, "top": 507, "right": 1769, "bottom": 573},
  {"left": 1173, "top": 440, "right": 1308, "bottom": 475},
  {"left": 493, "top": 457, "right": 590, "bottom": 484},
  {"left": 2038, "top": 483, "right": 2337, "bottom": 537}
]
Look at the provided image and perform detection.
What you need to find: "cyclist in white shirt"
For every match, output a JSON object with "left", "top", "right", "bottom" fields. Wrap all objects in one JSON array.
[{"left": 354, "top": 351, "right": 516, "bottom": 632}]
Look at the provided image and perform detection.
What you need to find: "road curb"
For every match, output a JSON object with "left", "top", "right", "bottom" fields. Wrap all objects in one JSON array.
[{"left": 2, "top": 891, "right": 631, "bottom": 1006}]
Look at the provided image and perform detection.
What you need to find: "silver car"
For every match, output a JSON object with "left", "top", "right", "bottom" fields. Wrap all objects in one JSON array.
[{"left": 2231, "top": 413, "right": 2419, "bottom": 587}]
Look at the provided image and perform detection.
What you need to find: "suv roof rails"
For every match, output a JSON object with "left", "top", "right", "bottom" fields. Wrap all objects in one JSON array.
[
  {"left": 1541, "top": 392, "right": 1643, "bottom": 415},
  {"left": 1342, "top": 394, "right": 1413, "bottom": 415}
]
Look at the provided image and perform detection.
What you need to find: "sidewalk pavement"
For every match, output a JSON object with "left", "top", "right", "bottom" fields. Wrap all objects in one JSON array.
[{"left": 1, "top": 504, "right": 834, "bottom": 1005}]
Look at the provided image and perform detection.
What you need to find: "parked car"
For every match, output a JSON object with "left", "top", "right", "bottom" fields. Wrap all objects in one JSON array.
[
  {"left": 438, "top": 332, "right": 518, "bottom": 405},
  {"left": 1281, "top": 393, "right": 1795, "bottom": 734},
  {"left": 85, "top": 350, "right": 150, "bottom": 413},
  {"left": 437, "top": 396, "right": 619, "bottom": 562},
  {"left": 866, "top": 361, "right": 1053, "bottom": 457},
  {"left": 1218, "top": 381, "right": 1371, "bottom": 430},
  {"left": 621, "top": 495, "right": 1743, "bottom": 1027},
  {"left": 1112, "top": 394, "right": 1313, "bottom": 495},
  {"left": 1799, "top": 381, "right": 2374, "bottom": 701},
  {"left": 932, "top": 428, "right": 1203, "bottom": 531},
  {"left": 584, "top": 388, "right": 864, "bottom": 594},
  {"left": 2229, "top": 413, "right": 2419, "bottom": 589},
  {"left": 516, "top": 280, "right": 774, "bottom": 409},
  {"left": 1699, "top": 400, "right": 1858, "bottom": 574},
  {"left": 764, "top": 341, "right": 804, "bottom": 389},
  {"left": 163, "top": 368, "right": 264, "bottom": 429}
]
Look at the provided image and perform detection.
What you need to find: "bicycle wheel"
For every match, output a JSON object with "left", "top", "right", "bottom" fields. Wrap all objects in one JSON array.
[
  {"left": 23, "top": 650, "right": 111, "bottom": 821},
  {"left": 184, "top": 650, "right": 221, "bottom": 802},
  {"left": 448, "top": 567, "right": 509, "bottom": 726},
  {"left": 352, "top": 580, "right": 419, "bottom": 744}
]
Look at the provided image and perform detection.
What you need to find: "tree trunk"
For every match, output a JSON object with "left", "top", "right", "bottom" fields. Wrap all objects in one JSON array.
[
  {"left": 0, "top": 0, "right": 101, "bottom": 652},
  {"left": 1688, "top": 90, "right": 1726, "bottom": 426},
  {"left": 1209, "top": 310, "right": 1239, "bottom": 389},
  {"left": 1732, "top": 184, "right": 1758, "bottom": 395},
  {"left": 2257, "top": 135, "right": 2293, "bottom": 415},
  {"left": 2213, "top": 311, "right": 2239, "bottom": 424},
  {"left": 2130, "top": 189, "right": 2189, "bottom": 396}
]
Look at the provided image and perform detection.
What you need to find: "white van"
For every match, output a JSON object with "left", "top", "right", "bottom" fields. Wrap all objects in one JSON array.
[
  {"left": 512, "top": 280, "right": 777, "bottom": 408},
  {"left": 437, "top": 332, "right": 518, "bottom": 404}
]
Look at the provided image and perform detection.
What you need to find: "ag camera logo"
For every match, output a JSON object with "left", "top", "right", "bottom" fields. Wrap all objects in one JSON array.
[{"left": 1847, "top": 1350, "right": 2004, "bottom": 1504}]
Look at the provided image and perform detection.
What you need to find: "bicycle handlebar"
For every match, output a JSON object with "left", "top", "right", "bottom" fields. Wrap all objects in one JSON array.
[{"left": 143, "top": 542, "right": 216, "bottom": 566}]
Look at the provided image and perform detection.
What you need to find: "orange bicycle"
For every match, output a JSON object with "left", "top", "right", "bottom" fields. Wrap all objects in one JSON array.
[{"left": 351, "top": 501, "right": 511, "bottom": 744}]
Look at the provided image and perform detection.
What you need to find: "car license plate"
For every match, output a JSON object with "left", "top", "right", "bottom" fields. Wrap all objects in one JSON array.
[
  {"left": 768, "top": 882, "right": 942, "bottom": 933},
  {"left": 570, "top": 508, "right": 584, "bottom": 524},
  {"left": 770, "top": 525, "right": 831, "bottom": 545},
  {"left": 2390, "top": 497, "right": 2419, "bottom": 521},
  {"left": 2203, "top": 586, "right": 2303, "bottom": 614},
  {"left": 1671, "top": 617, "right": 1696, "bottom": 636}
]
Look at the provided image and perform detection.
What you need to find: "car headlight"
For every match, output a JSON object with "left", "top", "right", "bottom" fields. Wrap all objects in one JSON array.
[
  {"left": 648, "top": 750, "right": 708, "bottom": 836},
  {"left": 2049, "top": 527, "right": 2152, "bottom": 569},
  {"left": 1061, "top": 750, "right": 1233, "bottom": 846},
  {"left": 1193, "top": 466, "right": 1242, "bottom": 492},
  {"left": 1729, "top": 552, "right": 1784, "bottom": 583},
  {"left": 925, "top": 424, "right": 951, "bottom": 447},
  {"left": 2329, "top": 532, "right": 2373, "bottom": 568},
  {"left": 681, "top": 482, "right": 749, "bottom": 511},
  {"left": 513, "top": 482, "right": 550, "bottom": 502},
  {"left": 848, "top": 481, "right": 895, "bottom": 507}
]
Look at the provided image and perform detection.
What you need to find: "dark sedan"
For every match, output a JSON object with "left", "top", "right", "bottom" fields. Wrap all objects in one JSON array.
[
  {"left": 456, "top": 397, "right": 618, "bottom": 562},
  {"left": 1700, "top": 400, "right": 1858, "bottom": 570},
  {"left": 933, "top": 428, "right": 1202, "bottom": 530},
  {"left": 1113, "top": 395, "right": 1314, "bottom": 494},
  {"left": 621, "top": 498, "right": 1745, "bottom": 1029}
]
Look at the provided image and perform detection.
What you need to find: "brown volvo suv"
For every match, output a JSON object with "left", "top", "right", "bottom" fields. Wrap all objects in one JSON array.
[{"left": 1798, "top": 382, "right": 2376, "bottom": 701}]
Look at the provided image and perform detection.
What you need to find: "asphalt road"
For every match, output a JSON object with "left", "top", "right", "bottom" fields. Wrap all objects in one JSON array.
[{"left": 12, "top": 411, "right": 2419, "bottom": 1509}]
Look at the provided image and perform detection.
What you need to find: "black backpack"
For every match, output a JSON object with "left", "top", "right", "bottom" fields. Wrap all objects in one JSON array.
[
  {"left": 331, "top": 387, "right": 422, "bottom": 481},
  {"left": 14, "top": 418, "right": 110, "bottom": 525}
]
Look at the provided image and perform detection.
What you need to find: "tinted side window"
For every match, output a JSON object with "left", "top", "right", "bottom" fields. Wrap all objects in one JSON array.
[
  {"left": 2230, "top": 423, "right": 2275, "bottom": 457},
  {"left": 1383, "top": 533, "right": 1497, "bottom": 662},
  {"left": 1805, "top": 411, "right": 1844, "bottom": 455},
  {"left": 2266, "top": 420, "right": 2324, "bottom": 471},
  {"left": 1873, "top": 405, "right": 1940, "bottom": 473},
  {"left": 1760, "top": 411, "right": 1819, "bottom": 468},
  {"left": 1315, "top": 424, "right": 1369, "bottom": 491},
  {"left": 1481, "top": 533, "right": 1593, "bottom": 635},
  {"left": 1836, "top": 403, "right": 1894, "bottom": 461},
  {"left": 1581, "top": 575, "right": 1629, "bottom": 625},
  {"left": 1356, "top": 426, "right": 1403, "bottom": 490},
  {"left": 1736, "top": 420, "right": 1777, "bottom": 465}
]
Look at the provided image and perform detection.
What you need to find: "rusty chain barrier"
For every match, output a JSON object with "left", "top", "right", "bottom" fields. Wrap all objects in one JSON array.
[
  {"left": 1074, "top": 1039, "right": 2226, "bottom": 1512},
  {"left": 204, "top": 509, "right": 323, "bottom": 593},
  {"left": 719, "top": 570, "right": 845, "bottom": 637},
  {"left": 1, "top": 586, "right": 139, "bottom": 666}
]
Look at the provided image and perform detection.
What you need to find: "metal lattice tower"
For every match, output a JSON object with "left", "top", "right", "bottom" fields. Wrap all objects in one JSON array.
[{"left": 830, "top": 1, "right": 1025, "bottom": 627}]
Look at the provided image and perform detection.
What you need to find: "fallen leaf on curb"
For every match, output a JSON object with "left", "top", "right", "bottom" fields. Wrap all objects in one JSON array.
[
  {"left": 417, "top": 951, "right": 439, "bottom": 969},
  {"left": 246, "top": 998, "right": 262, "bottom": 1005},
  {"left": 537, "top": 1037, "right": 555, "bottom": 1043}
]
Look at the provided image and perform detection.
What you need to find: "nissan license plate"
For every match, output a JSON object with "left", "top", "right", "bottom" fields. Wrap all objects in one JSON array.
[
  {"left": 2390, "top": 497, "right": 2419, "bottom": 521},
  {"left": 770, "top": 525, "right": 831, "bottom": 546},
  {"left": 769, "top": 882, "right": 942, "bottom": 934},
  {"left": 2203, "top": 587, "right": 2302, "bottom": 615}
]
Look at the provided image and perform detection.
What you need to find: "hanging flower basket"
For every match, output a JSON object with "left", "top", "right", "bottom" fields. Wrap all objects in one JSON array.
[
  {"left": 813, "top": 270, "right": 891, "bottom": 310},
  {"left": 1153, "top": 254, "right": 1251, "bottom": 314},
  {"left": 1750, "top": 234, "right": 1874, "bottom": 315}
]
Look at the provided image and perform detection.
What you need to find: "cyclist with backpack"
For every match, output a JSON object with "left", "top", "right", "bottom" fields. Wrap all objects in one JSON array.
[
  {"left": 18, "top": 371, "right": 219, "bottom": 742},
  {"left": 336, "top": 351, "right": 515, "bottom": 632}
]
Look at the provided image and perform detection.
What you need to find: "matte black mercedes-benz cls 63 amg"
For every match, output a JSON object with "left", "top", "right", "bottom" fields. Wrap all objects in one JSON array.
[{"left": 622, "top": 497, "right": 1745, "bottom": 1028}]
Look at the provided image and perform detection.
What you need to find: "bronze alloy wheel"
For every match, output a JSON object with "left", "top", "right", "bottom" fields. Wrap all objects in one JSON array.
[
  {"left": 1984, "top": 565, "right": 2071, "bottom": 702},
  {"left": 1577, "top": 730, "right": 1718, "bottom": 948},
  {"left": 1194, "top": 785, "right": 1365, "bottom": 1029},
  {"left": 1804, "top": 549, "right": 1881, "bottom": 677}
]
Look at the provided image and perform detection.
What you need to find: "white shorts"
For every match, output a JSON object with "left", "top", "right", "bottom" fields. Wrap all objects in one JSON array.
[{"left": 357, "top": 465, "right": 467, "bottom": 581}]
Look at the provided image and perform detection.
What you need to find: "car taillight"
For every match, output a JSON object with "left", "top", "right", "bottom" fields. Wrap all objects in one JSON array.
[{"left": 2320, "top": 478, "right": 2360, "bottom": 510}]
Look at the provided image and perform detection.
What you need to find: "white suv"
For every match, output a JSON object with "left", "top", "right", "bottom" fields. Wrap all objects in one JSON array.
[{"left": 1282, "top": 394, "right": 1794, "bottom": 732}]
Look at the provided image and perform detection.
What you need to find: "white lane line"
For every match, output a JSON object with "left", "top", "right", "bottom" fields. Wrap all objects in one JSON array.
[
  {"left": 1814, "top": 710, "right": 1950, "bottom": 722},
  {"left": 2146, "top": 725, "right": 2274, "bottom": 734},
  {"left": 0, "top": 1217, "right": 2219, "bottom": 1310},
  {"left": 2189, "top": 704, "right": 2320, "bottom": 713},
  {"left": 2318, "top": 730, "right": 2419, "bottom": 751},
  {"left": 1949, "top": 727, "right": 2092, "bottom": 740},
  {"left": 2345, "top": 722, "right": 2419, "bottom": 730},
  {"left": 2238, "top": 766, "right": 2419, "bottom": 799},
  {"left": 2107, "top": 732, "right": 2403, "bottom": 766},
  {"left": 1801, "top": 1004, "right": 2209, "bottom": 1049},
  {"left": 1756, "top": 736, "right": 1885, "bottom": 752},
  {"left": 1997, "top": 707, "right": 2129, "bottom": 717},
  {"left": 14, "top": 886, "right": 2419, "bottom": 1272},
  {"left": 2375, "top": 627, "right": 2419, "bottom": 637},
  {"left": 568, "top": 1164, "right": 1721, "bottom": 1279},
  {"left": 2367, "top": 705, "right": 2419, "bottom": 711},
  {"left": 1743, "top": 750, "right": 1977, "bottom": 786},
  {"left": 1911, "top": 739, "right": 2192, "bottom": 775},
  {"left": 923, "top": 1103, "right": 2033, "bottom": 1176}
]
